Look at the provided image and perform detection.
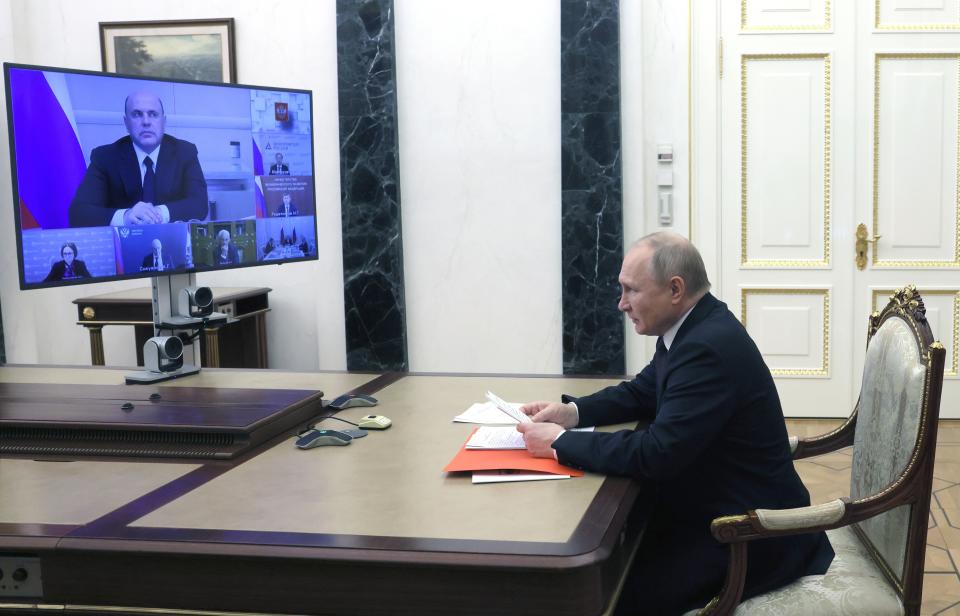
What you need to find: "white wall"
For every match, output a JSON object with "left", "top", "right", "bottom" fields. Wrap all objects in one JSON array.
[
  {"left": 622, "top": 0, "right": 690, "bottom": 374},
  {"left": 0, "top": 0, "right": 345, "bottom": 370},
  {"left": 396, "top": 0, "right": 563, "bottom": 373},
  {"left": 0, "top": 0, "right": 691, "bottom": 375}
]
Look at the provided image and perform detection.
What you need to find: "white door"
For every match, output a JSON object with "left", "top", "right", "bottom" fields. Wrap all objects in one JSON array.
[{"left": 717, "top": 0, "right": 959, "bottom": 418}]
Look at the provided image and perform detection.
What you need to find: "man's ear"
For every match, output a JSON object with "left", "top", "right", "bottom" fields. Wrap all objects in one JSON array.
[{"left": 670, "top": 276, "right": 686, "bottom": 302}]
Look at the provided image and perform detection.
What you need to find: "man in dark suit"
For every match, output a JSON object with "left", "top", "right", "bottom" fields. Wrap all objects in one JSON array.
[
  {"left": 272, "top": 193, "right": 299, "bottom": 217},
  {"left": 141, "top": 238, "right": 175, "bottom": 272},
  {"left": 212, "top": 229, "right": 240, "bottom": 266},
  {"left": 44, "top": 242, "right": 92, "bottom": 281},
  {"left": 268, "top": 152, "right": 289, "bottom": 176},
  {"left": 69, "top": 91, "right": 208, "bottom": 227},
  {"left": 518, "top": 232, "right": 833, "bottom": 615}
]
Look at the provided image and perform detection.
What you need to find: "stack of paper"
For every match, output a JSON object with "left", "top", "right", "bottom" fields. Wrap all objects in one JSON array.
[
  {"left": 443, "top": 428, "right": 584, "bottom": 477},
  {"left": 472, "top": 470, "right": 570, "bottom": 484},
  {"left": 453, "top": 402, "right": 519, "bottom": 425},
  {"left": 465, "top": 426, "right": 525, "bottom": 449}
]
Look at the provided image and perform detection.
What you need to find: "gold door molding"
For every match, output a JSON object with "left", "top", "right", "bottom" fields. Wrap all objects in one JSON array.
[
  {"left": 871, "top": 288, "right": 959, "bottom": 376},
  {"left": 875, "top": 0, "right": 960, "bottom": 31},
  {"left": 740, "top": 287, "right": 831, "bottom": 377},
  {"left": 742, "top": 0, "right": 832, "bottom": 32},
  {"left": 741, "top": 54, "right": 832, "bottom": 268},
  {"left": 872, "top": 53, "right": 960, "bottom": 268}
]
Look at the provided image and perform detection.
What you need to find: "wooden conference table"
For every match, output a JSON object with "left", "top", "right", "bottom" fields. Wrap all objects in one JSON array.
[{"left": 0, "top": 365, "right": 644, "bottom": 616}]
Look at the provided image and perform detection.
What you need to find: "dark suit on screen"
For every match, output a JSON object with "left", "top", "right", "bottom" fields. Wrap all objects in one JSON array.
[
  {"left": 212, "top": 244, "right": 240, "bottom": 266},
  {"left": 553, "top": 293, "right": 834, "bottom": 614},
  {"left": 44, "top": 259, "right": 92, "bottom": 282},
  {"left": 69, "top": 135, "right": 208, "bottom": 227},
  {"left": 272, "top": 203, "right": 299, "bottom": 217},
  {"left": 141, "top": 253, "right": 176, "bottom": 272},
  {"left": 269, "top": 162, "right": 289, "bottom": 175}
]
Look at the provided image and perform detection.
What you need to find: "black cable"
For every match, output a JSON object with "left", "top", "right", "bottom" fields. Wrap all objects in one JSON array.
[
  {"left": 325, "top": 415, "right": 360, "bottom": 427},
  {"left": 302, "top": 415, "right": 359, "bottom": 433}
]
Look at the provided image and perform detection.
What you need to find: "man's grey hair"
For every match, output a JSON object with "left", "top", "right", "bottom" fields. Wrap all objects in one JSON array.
[
  {"left": 217, "top": 229, "right": 231, "bottom": 242},
  {"left": 635, "top": 232, "right": 711, "bottom": 295}
]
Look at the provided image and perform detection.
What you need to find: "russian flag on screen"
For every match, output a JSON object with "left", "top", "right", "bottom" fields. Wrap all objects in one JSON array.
[
  {"left": 253, "top": 139, "right": 266, "bottom": 218},
  {"left": 9, "top": 69, "right": 87, "bottom": 230}
]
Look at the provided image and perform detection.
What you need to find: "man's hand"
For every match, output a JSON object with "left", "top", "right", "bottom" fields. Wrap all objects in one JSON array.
[
  {"left": 519, "top": 401, "right": 579, "bottom": 428},
  {"left": 516, "top": 422, "right": 565, "bottom": 458},
  {"left": 123, "top": 202, "right": 163, "bottom": 225}
]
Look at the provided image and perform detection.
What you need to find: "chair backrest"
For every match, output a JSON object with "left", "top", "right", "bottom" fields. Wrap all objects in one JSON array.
[{"left": 849, "top": 286, "right": 943, "bottom": 596}]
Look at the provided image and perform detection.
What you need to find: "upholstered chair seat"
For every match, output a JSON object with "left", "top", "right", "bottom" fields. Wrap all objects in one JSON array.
[{"left": 689, "top": 287, "right": 945, "bottom": 616}]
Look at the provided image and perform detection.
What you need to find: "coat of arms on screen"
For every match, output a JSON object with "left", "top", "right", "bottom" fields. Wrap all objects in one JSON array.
[{"left": 274, "top": 102, "right": 289, "bottom": 122}]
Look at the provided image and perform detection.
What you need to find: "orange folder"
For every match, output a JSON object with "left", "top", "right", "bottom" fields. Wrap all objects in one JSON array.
[{"left": 443, "top": 429, "right": 584, "bottom": 476}]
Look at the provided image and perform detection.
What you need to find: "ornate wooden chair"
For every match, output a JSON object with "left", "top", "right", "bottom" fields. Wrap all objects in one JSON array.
[{"left": 696, "top": 286, "right": 946, "bottom": 616}]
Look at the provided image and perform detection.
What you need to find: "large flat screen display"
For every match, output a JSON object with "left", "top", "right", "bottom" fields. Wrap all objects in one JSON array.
[{"left": 4, "top": 63, "right": 317, "bottom": 289}]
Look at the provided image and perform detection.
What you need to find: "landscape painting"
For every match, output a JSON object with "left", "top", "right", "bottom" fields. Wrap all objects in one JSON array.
[{"left": 100, "top": 19, "right": 236, "bottom": 84}]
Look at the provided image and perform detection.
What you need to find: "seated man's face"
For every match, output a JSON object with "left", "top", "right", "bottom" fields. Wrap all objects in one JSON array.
[
  {"left": 152, "top": 239, "right": 162, "bottom": 255},
  {"left": 62, "top": 247, "right": 75, "bottom": 264},
  {"left": 282, "top": 195, "right": 292, "bottom": 207},
  {"left": 276, "top": 154, "right": 283, "bottom": 164},
  {"left": 124, "top": 92, "right": 166, "bottom": 151}
]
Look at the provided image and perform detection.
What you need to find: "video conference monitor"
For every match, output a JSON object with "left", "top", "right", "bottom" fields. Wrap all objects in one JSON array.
[{"left": 4, "top": 63, "right": 318, "bottom": 290}]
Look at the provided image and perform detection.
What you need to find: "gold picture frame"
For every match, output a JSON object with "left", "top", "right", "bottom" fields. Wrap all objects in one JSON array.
[{"left": 99, "top": 18, "right": 236, "bottom": 83}]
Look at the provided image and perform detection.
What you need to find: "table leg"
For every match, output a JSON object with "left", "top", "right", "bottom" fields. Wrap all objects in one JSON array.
[
  {"left": 256, "top": 313, "right": 269, "bottom": 368},
  {"left": 204, "top": 327, "right": 221, "bottom": 368},
  {"left": 87, "top": 326, "right": 105, "bottom": 366}
]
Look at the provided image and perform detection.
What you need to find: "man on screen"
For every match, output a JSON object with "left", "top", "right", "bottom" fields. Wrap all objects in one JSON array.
[
  {"left": 141, "top": 238, "right": 173, "bottom": 272},
  {"left": 212, "top": 229, "right": 240, "bottom": 266},
  {"left": 69, "top": 91, "right": 209, "bottom": 227},
  {"left": 272, "top": 193, "right": 299, "bottom": 217},
  {"left": 269, "top": 152, "right": 289, "bottom": 176}
]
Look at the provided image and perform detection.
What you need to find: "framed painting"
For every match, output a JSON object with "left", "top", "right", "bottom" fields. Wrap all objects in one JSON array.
[{"left": 99, "top": 18, "right": 236, "bottom": 83}]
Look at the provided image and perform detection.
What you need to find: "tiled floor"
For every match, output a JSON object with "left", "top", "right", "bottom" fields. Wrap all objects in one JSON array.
[{"left": 787, "top": 419, "right": 960, "bottom": 615}]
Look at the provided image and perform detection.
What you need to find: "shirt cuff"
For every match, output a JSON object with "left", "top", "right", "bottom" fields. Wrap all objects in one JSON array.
[
  {"left": 157, "top": 205, "right": 170, "bottom": 223},
  {"left": 550, "top": 429, "right": 566, "bottom": 461},
  {"left": 110, "top": 209, "right": 126, "bottom": 227}
]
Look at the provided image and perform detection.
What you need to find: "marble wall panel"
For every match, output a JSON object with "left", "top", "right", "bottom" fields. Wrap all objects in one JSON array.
[
  {"left": 337, "top": 0, "right": 408, "bottom": 371},
  {"left": 561, "top": 0, "right": 625, "bottom": 375}
]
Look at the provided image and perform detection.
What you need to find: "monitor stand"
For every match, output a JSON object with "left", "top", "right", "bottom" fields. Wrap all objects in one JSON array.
[{"left": 125, "top": 273, "right": 227, "bottom": 385}]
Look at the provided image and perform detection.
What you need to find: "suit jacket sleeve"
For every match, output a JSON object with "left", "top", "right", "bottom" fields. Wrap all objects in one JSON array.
[
  {"left": 566, "top": 361, "right": 657, "bottom": 427},
  {"left": 69, "top": 146, "right": 119, "bottom": 227},
  {"left": 554, "top": 339, "right": 742, "bottom": 481},
  {"left": 162, "top": 141, "right": 208, "bottom": 222}
]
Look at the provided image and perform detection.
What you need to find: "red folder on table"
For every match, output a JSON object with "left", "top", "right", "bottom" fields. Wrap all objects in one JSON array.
[{"left": 443, "top": 429, "right": 584, "bottom": 476}]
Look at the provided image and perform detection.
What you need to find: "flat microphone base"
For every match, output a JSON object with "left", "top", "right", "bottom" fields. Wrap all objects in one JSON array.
[{"left": 125, "top": 364, "right": 201, "bottom": 385}]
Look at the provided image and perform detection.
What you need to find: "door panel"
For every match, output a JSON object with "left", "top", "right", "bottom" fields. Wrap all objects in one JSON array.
[
  {"left": 721, "top": 2, "right": 854, "bottom": 417},
  {"left": 714, "top": 1, "right": 960, "bottom": 418}
]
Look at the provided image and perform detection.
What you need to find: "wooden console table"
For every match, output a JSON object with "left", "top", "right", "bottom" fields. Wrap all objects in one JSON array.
[{"left": 73, "top": 287, "right": 271, "bottom": 368}]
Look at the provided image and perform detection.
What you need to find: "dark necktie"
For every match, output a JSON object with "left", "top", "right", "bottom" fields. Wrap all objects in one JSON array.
[
  {"left": 142, "top": 156, "right": 156, "bottom": 204},
  {"left": 654, "top": 337, "right": 668, "bottom": 412}
]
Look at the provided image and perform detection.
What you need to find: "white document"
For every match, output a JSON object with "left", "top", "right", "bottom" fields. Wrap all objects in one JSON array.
[
  {"left": 485, "top": 391, "right": 531, "bottom": 423},
  {"left": 465, "top": 426, "right": 526, "bottom": 449},
  {"left": 453, "top": 401, "right": 523, "bottom": 424},
  {"left": 472, "top": 470, "right": 570, "bottom": 484}
]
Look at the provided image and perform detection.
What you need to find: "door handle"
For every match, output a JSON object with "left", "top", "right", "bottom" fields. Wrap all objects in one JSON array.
[{"left": 855, "top": 223, "right": 881, "bottom": 270}]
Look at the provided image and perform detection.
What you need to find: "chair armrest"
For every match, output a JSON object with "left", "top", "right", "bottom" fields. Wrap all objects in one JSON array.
[
  {"left": 711, "top": 498, "right": 847, "bottom": 543},
  {"left": 791, "top": 411, "right": 857, "bottom": 459}
]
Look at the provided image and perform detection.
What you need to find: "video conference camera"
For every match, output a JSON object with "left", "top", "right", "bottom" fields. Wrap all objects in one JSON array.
[
  {"left": 178, "top": 285, "right": 214, "bottom": 318},
  {"left": 143, "top": 336, "right": 184, "bottom": 373}
]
